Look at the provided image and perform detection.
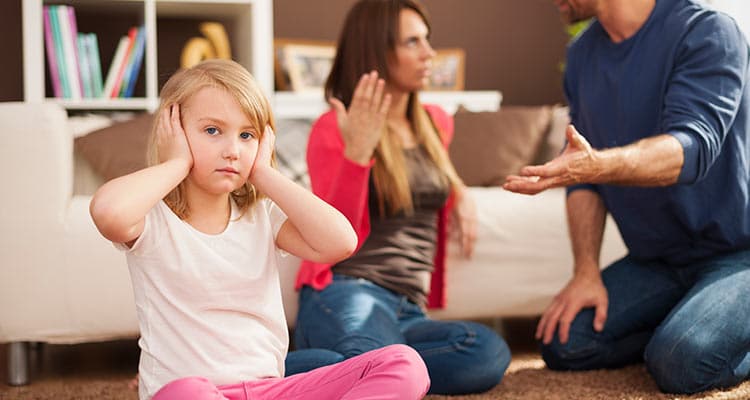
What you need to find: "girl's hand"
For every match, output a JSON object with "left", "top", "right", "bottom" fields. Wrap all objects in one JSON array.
[
  {"left": 330, "top": 71, "right": 392, "bottom": 165},
  {"left": 249, "top": 125, "right": 276, "bottom": 183},
  {"left": 156, "top": 104, "right": 193, "bottom": 169},
  {"left": 452, "top": 187, "right": 477, "bottom": 258}
]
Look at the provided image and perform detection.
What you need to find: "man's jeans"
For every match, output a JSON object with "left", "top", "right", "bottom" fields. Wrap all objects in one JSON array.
[
  {"left": 541, "top": 248, "right": 750, "bottom": 394},
  {"left": 285, "top": 274, "right": 511, "bottom": 395}
]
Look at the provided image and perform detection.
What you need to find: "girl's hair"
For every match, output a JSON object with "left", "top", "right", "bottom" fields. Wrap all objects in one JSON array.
[
  {"left": 326, "top": 0, "right": 462, "bottom": 216},
  {"left": 147, "top": 59, "right": 276, "bottom": 219}
]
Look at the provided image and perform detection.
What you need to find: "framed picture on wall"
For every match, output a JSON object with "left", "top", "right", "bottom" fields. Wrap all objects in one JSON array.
[
  {"left": 426, "top": 48, "right": 465, "bottom": 91},
  {"left": 275, "top": 39, "right": 336, "bottom": 92}
]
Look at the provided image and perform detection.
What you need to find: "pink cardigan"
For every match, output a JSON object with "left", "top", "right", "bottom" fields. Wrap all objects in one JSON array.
[{"left": 295, "top": 104, "right": 454, "bottom": 308}]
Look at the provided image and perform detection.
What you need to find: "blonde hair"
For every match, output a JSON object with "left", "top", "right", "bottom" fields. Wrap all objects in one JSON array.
[
  {"left": 372, "top": 93, "right": 462, "bottom": 216},
  {"left": 147, "top": 59, "right": 276, "bottom": 219}
]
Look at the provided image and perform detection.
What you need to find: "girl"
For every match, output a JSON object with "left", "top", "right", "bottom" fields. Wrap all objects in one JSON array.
[
  {"left": 90, "top": 59, "right": 430, "bottom": 400},
  {"left": 290, "top": 0, "right": 511, "bottom": 395}
]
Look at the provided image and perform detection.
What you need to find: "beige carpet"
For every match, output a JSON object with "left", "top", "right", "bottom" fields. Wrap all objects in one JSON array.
[
  {"left": 2, "top": 322, "right": 749, "bottom": 400},
  {"left": 2, "top": 352, "right": 749, "bottom": 399}
]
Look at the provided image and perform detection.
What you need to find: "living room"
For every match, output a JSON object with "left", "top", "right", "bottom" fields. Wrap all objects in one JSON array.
[{"left": 1, "top": 0, "right": 749, "bottom": 399}]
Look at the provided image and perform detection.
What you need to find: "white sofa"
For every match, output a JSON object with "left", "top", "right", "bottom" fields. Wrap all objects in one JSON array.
[{"left": 0, "top": 102, "right": 627, "bottom": 385}]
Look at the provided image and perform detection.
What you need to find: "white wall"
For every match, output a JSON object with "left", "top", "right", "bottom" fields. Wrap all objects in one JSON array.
[{"left": 705, "top": 0, "right": 750, "bottom": 39}]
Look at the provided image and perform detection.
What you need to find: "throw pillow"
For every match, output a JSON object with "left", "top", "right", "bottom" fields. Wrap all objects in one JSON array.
[
  {"left": 449, "top": 105, "right": 553, "bottom": 186},
  {"left": 533, "top": 105, "right": 570, "bottom": 165},
  {"left": 274, "top": 118, "right": 314, "bottom": 188},
  {"left": 74, "top": 112, "right": 154, "bottom": 182}
]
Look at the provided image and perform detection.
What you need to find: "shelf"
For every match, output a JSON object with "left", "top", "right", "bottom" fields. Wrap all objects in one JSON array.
[
  {"left": 273, "top": 90, "right": 502, "bottom": 120},
  {"left": 47, "top": 97, "right": 159, "bottom": 111},
  {"left": 22, "top": 0, "right": 274, "bottom": 112}
]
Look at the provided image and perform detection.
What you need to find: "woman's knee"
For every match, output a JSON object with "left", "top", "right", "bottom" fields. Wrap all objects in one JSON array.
[
  {"left": 152, "top": 376, "right": 222, "bottom": 400},
  {"left": 466, "top": 323, "right": 511, "bottom": 381}
]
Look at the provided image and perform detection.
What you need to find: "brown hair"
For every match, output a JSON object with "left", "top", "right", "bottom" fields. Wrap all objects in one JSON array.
[
  {"left": 147, "top": 59, "right": 276, "bottom": 219},
  {"left": 326, "top": 0, "right": 462, "bottom": 216}
]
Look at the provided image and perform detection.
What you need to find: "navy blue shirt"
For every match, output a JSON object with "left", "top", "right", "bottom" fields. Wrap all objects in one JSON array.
[{"left": 565, "top": 0, "right": 750, "bottom": 264}]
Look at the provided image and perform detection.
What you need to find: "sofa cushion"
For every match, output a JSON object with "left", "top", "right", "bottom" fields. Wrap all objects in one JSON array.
[
  {"left": 74, "top": 113, "right": 154, "bottom": 182},
  {"left": 274, "top": 118, "right": 313, "bottom": 188},
  {"left": 533, "top": 105, "right": 570, "bottom": 165},
  {"left": 449, "top": 105, "right": 553, "bottom": 186}
]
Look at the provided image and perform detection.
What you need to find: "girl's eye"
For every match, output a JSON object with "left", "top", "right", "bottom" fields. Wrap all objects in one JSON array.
[
  {"left": 205, "top": 127, "right": 219, "bottom": 135},
  {"left": 240, "top": 131, "right": 255, "bottom": 140}
]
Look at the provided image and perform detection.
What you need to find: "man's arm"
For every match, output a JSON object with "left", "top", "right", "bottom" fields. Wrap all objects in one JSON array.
[
  {"left": 537, "top": 189, "right": 610, "bottom": 344},
  {"left": 504, "top": 125, "right": 684, "bottom": 195}
]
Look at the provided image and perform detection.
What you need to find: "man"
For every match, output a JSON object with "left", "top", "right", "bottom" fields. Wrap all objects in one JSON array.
[{"left": 504, "top": 0, "right": 750, "bottom": 394}]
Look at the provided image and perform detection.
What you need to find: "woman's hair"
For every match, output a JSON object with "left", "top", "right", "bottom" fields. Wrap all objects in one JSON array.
[
  {"left": 326, "top": 0, "right": 462, "bottom": 216},
  {"left": 147, "top": 59, "right": 276, "bottom": 219}
]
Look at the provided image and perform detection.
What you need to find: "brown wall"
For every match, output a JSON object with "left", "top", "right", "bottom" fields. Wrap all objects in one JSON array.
[
  {"left": 1, "top": 0, "right": 23, "bottom": 102},
  {"left": 274, "top": 0, "right": 569, "bottom": 105},
  {"left": 1, "top": 0, "right": 569, "bottom": 105}
]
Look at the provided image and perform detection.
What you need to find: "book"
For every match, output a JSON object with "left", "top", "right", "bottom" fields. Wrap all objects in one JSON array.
[
  {"left": 101, "top": 35, "right": 130, "bottom": 99},
  {"left": 42, "top": 6, "right": 62, "bottom": 98},
  {"left": 66, "top": 5, "right": 84, "bottom": 98},
  {"left": 122, "top": 26, "right": 146, "bottom": 98},
  {"left": 56, "top": 5, "right": 82, "bottom": 99},
  {"left": 110, "top": 26, "right": 138, "bottom": 98},
  {"left": 86, "top": 34, "right": 104, "bottom": 98},
  {"left": 47, "top": 6, "right": 71, "bottom": 98},
  {"left": 76, "top": 34, "right": 92, "bottom": 98}
]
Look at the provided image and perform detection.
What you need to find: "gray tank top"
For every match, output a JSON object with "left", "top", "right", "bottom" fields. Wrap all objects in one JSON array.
[{"left": 332, "top": 146, "right": 450, "bottom": 306}]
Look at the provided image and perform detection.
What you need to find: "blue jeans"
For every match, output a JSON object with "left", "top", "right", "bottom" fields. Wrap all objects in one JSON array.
[
  {"left": 285, "top": 274, "right": 511, "bottom": 395},
  {"left": 541, "top": 248, "right": 750, "bottom": 394}
]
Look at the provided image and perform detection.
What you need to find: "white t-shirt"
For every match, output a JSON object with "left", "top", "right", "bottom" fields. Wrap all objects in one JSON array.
[{"left": 119, "top": 199, "right": 289, "bottom": 400}]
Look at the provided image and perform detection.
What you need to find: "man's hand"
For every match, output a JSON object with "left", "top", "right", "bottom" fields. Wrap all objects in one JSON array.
[
  {"left": 536, "top": 269, "right": 609, "bottom": 345},
  {"left": 504, "top": 125, "right": 601, "bottom": 195},
  {"left": 330, "top": 71, "right": 392, "bottom": 165}
]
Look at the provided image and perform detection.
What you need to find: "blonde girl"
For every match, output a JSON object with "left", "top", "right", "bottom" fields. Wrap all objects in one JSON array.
[{"left": 90, "top": 59, "right": 429, "bottom": 400}]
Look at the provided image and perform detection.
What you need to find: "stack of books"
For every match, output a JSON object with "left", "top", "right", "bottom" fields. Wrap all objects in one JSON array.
[{"left": 43, "top": 5, "right": 146, "bottom": 99}]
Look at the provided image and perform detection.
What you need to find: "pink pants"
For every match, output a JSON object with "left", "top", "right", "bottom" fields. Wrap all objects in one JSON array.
[{"left": 151, "top": 344, "right": 430, "bottom": 400}]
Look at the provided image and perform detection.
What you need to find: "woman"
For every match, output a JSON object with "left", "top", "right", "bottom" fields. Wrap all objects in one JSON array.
[{"left": 288, "top": 0, "right": 511, "bottom": 395}]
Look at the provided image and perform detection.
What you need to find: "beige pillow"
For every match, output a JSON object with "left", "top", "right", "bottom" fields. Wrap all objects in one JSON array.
[
  {"left": 74, "top": 112, "right": 154, "bottom": 181},
  {"left": 449, "top": 106, "right": 553, "bottom": 186},
  {"left": 534, "top": 105, "right": 570, "bottom": 164}
]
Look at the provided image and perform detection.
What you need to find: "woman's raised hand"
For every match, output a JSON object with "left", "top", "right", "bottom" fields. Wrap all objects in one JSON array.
[
  {"left": 329, "top": 71, "right": 392, "bottom": 165},
  {"left": 156, "top": 104, "right": 193, "bottom": 169}
]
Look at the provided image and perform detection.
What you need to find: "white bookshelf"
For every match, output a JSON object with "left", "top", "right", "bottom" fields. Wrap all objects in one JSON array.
[
  {"left": 273, "top": 90, "right": 503, "bottom": 120},
  {"left": 22, "top": 0, "right": 274, "bottom": 112}
]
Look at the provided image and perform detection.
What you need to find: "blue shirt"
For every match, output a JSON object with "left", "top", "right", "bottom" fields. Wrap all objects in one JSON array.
[{"left": 565, "top": 0, "right": 750, "bottom": 264}]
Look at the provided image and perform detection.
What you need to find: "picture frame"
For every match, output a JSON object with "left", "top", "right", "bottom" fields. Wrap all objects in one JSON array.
[
  {"left": 426, "top": 48, "right": 465, "bottom": 91},
  {"left": 274, "top": 39, "right": 336, "bottom": 92}
]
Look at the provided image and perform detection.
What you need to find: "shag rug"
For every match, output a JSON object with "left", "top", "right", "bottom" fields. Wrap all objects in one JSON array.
[
  {"left": 2, "top": 350, "right": 749, "bottom": 400},
  {"left": 2, "top": 321, "right": 749, "bottom": 400}
]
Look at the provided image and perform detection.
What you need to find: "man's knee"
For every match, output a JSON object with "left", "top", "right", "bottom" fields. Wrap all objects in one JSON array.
[
  {"left": 540, "top": 333, "right": 605, "bottom": 371},
  {"left": 645, "top": 333, "right": 720, "bottom": 394}
]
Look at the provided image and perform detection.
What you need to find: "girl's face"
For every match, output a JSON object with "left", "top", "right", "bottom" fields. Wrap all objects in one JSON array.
[
  {"left": 181, "top": 86, "right": 259, "bottom": 196},
  {"left": 388, "top": 8, "right": 436, "bottom": 93}
]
